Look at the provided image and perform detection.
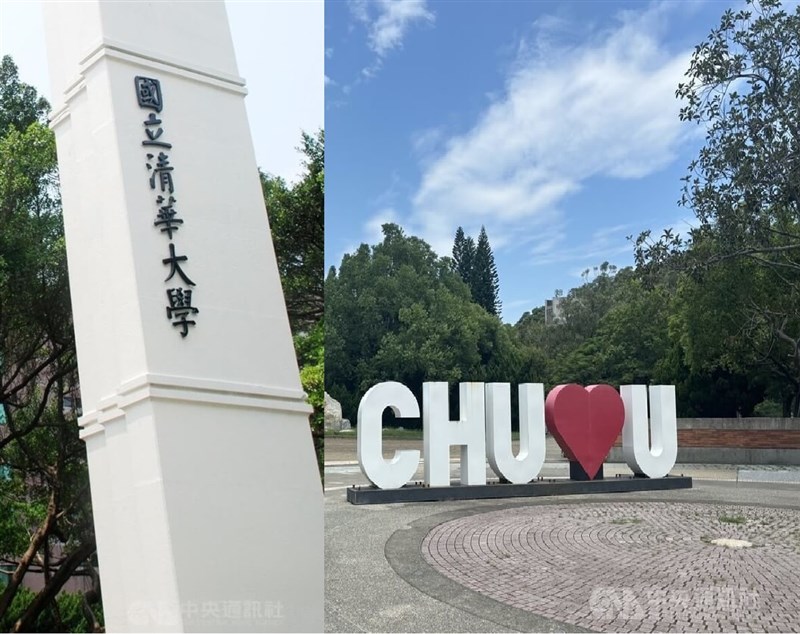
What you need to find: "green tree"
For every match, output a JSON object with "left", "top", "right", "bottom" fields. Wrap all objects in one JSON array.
[
  {"left": 295, "top": 319, "right": 324, "bottom": 474},
  {"left": 0, "top": 588, "right": 102, "bottom": 633},
  {"left": 676, "top": 0, "right": 799, "bottom": 260},
  {"left": 0, "top": 56, "right": 49, "bottom": 134},
  {"left": 0, "top": 395, "right": 99, "bottom": 633},
  {"left": 451, "top": 226, "right": 501, "bottom": 317},
  {"left": 553, "top": 272, "right": 670, "bottom": 388},
  {"left": 637, "top": 0, "right": 800, "bottom": 414},
  {"left": 451, "top": 226, "right": 475, "bottom": 283},
  {"left": 515, "top": 263, "right": 626, "bottom": 382},
  {"left": 522, "top": 257, "right": 775, "bottom": 416},
  {"left": 0, "top": 56, "right": 100, "bottom": 632},
  {"left": 326, "top": 224, "right": 522, "bottom": 423},
  {"left": 667, "top": 257, "right": 786, "bottom": 415},
  {"left": 262, "top": 130, "right": 324, "bottom": 472},
  {"left": 261, "top": 130, "right": 324, "bottom": 334},
  {"left": 471, "top": 227, "right": 501, "bottom": 316},
  {"left": 513, "top": 266, "right": 663, "bottom": 388}
]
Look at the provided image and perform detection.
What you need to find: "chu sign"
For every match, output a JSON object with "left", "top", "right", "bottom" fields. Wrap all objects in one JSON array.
[{"left": 357, "top": 382, "right": 678, "bottom": 489}]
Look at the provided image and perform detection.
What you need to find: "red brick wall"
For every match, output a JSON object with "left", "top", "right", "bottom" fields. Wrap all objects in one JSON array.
[
  {"left": 676, "top": 429, "right": 800, "bottom": 449},
  {"left": 613, "top": 428, "right": 800, "bottom": 449}
]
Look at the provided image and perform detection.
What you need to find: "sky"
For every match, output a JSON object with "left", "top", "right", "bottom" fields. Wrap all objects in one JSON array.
[
  {"left": 1, "top": 0, "right": 792, "bottom": 327},
  {"left": 0, "top": 0, "right": 323, "bottom": 184},
  {"left": 325, "top": 0, "right": 753, "bottom": 323}
]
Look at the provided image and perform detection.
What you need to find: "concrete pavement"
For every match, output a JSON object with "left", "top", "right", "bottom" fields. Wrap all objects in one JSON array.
[{"left": 324, "top": 438, "right": 800, "bottom": 633}]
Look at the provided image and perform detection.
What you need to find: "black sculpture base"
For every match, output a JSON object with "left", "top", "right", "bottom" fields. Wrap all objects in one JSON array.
[
  {"left": 570, "top": 461, "right": 603, "bottom": 481},
  {"left": 346, "top": 475, "right": 693, "bottom": 505}
]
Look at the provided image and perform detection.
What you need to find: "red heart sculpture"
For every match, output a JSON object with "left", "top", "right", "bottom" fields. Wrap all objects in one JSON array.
[{"left": 545, "top": 384, "right": 624, "bottom": 480}]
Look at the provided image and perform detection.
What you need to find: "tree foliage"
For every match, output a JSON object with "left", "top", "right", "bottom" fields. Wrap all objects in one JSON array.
[
  {"left": 326, "top": 224, "right": 523, "bottom": 423},
  {"left": 263, "top": 130, "right": 325, "bottom": 472},
  {"left": 636, "top": 0, "right": 800, "bottom": 414},
  {"left": 451, "top": 227, "right": 475, "bottom": 282},
  {"left": 296, "top": 320, "right": 324, "bottom": 474},
  {"left": 0, "top": 56, "right": 100, "bottom": 632},
  {"left": 328, "top": 229, "right": 791, "bottom": 425},
  {"left": 472, "top": 227, "right": 502, "bottom": 316},
  {"left": 451, "top": 226, "right": 501, "bottom": 316},
  {"left": 0, "top": 56, "right": 49, "bottom": 134},
  {"left": 262, "top": 130, "right": 324, "bottom": 334},
  {"left": 677, "top": 0, "right": 799, "bottom": 252},
  {"left": 0, "top": 587, "right": 102, "bottom": 633}
]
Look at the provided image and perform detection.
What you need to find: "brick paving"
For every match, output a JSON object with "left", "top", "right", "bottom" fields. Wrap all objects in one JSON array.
[{"left": 421, "top": 502, "right": 800, "bottom": 633}]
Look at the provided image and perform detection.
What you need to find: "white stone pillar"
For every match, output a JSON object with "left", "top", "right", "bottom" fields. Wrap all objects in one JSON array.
[{"left": 42, "top": 2, "right": 322, "bottom": 631}]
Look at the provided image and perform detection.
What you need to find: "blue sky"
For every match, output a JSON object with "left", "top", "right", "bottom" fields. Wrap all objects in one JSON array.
[{"left": 325, "top": 0, "right": 740, "bottom": 323}]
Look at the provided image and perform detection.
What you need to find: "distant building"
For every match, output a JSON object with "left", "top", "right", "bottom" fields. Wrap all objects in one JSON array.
[{"left": 545, "top": 297, "right": 564, "bottom": 325}]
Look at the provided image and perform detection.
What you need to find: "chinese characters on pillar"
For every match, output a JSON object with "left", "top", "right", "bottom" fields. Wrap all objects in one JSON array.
[{"left": 135, "top": 76, "right": 198, "bottom": 338}]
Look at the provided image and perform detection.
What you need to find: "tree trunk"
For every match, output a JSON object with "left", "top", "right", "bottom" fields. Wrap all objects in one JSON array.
[
  {"left": 82, "top": 563, "right": 105, "bottom": 633},
  {"left": 0, "top": 492, "right": 57, "bottom": 619},
  {"left": 12, "top": 538, "right": 96, "bottom": 633},
  {"left": 80, "top": 591, "right": 104, "bottom": 633}
]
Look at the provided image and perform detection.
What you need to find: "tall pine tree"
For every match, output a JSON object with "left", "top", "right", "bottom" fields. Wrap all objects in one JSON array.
[
  {"left": 452, "top": 226, "right": 475, "bottom": 282},
  {"left": 472, "top": 226, "right": 501, "bottom": 316},
  {"left": 451, "top": 225, "right": 501, "bottom": 317}
]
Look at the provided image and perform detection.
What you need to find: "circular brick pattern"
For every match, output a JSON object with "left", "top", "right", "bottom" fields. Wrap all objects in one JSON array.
[{"left": 421, "top": 502, "right": 800, "bottom": 633}]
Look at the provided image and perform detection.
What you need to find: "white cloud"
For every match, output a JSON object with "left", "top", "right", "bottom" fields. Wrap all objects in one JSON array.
[
  {"left": 364, "top": 208, "right": 399, "bottom": 245},
  {"left": 367, "top": 0, "right": 433, "bottom": 57},
  {"left": 537, "top": 241, "right": 632, "bottom": 267},
  {"left": 348, "top": 0, "right": 434, "bottom": 80},
  {"left": 529, "top": 225, "right": 568, "bottom": 257},
  {"left": 349, "top": 0, "right": 370, "bottom": 24},
  {"left": 530, "top": 222, "right": 633, "bottom": 267},
  {"left": 411, "top": 125, "right": 445, "bottom": 158},
  {"left": 406, "top": 2, "right": 695, "bottom": 261}
]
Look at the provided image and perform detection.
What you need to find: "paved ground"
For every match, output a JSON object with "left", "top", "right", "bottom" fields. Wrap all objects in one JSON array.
[
  {"left": 324, "top": 437, "right": 800, "bottom": 633},
  {"left": 422, "top": 502, "right": 800, "bottom": 633}
]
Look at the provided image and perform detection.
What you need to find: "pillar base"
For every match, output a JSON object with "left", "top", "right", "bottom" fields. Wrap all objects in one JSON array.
[{"left": 81, "top": 375, "right": 322, "bottom": 632}]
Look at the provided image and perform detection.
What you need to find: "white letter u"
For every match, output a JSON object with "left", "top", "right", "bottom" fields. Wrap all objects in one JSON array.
[{"left": 620, "top": 385, "right": 678, "bottom": 479}]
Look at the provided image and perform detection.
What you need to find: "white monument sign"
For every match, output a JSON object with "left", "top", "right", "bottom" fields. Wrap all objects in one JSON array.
[
  {"left": 485, "top": 383, "right": 546, "bottom": 484},
  {"left": 357, "top": 381, "right": 678, "bottom": 488},
  {"left": 621, "top": 384, "right": 679, "bottom": 479},
  {"left": 357, "top": 382, "right": 420, "bottom": 489},
  {"left": 43, "top": 2, "right": 322, "bottom": 631},
  {"left": 423, "top": 382, "right": 487, "bottom": 486}
]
